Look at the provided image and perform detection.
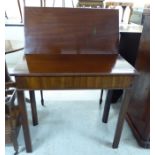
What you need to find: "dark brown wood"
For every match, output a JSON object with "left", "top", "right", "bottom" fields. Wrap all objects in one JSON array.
[
  {"left": 40, "top": 90, "right": 44, "bottom": 106},
  {"left": 15, "top": 74, "right": 134, "bottom": 90},
  {"left": 24, "top": 8, "right": 119, "bottom": 72},
  {"left": 119, "top": 32, "right": 141, "bottom": 66},
  {"left": 29, "top": 91, "right": 38, "bottom": 126},
  {"left": 11, "top": 54, "right": 137, "bottom": 152},
  {"left": 126, "top": 8, "right": 150, "bottom": 148},
  {"left": 102, "top": 27, "right": 142, "bottom": 104},
  {"left": 24, "top": 8, "right": 119, "bottom": 57},
  {"left": 102, "top": 90, "right": 113, "bottom": 123},
  {"left": 11, "top": 55, "right": 137, "bottom": 76},
  {"left": 10, "top": 8, "right": 139, "bottom": 152},
  {"left": 99, "top": 24, "right": 142, "bottom": 104},
  {"left": 26, "top": 54, "right": 118, "bottom": 73},
  {"left": 10, "top": 55, "right": 137, "bottom": 90},
  {"left": 112, "top": 88, "right": 131, "bottom": 148},
  {"left": 99, "top": 89, "right": 103, "bottom": 105},
  {"left": 5, "top": 62, "right": 12, "bottom": 82},
  {"left": 17, "top": 90, "right": 32, "bottom": 152},
  {"left": 5, "top": 89, "right": 20, "bottom": 154}
]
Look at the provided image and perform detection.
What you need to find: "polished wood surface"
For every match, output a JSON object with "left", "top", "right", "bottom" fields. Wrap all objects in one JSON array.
[
  {"left": 11, "top": 55, "right": 137, "bottom": 75},
  {"left": 25, "top": 54, "right": 117, "bottom": 73},
  {"left": 126, "top": 8, "right": 150, "bottom": 148},
  {"left": 25, "top": 7, "right": 119, "bottom": 55},
  {"left": 10, "top": 55, "right": 137, "bottom": 89},
  {"left": 11, "top": 53, "right": 137, "bottom": 151},
  {"left": 102, "top": 24, "right": 142, "bottom": 104},
  {"left": 14, "top": 73, "right": 134, "bottom": 90},
  {"left": 11, "top": 7, "right": 138, "bottom": 152}
]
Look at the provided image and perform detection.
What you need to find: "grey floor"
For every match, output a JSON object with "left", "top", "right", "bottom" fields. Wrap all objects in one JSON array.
[
  {"left": 5, "top": 2, "right": 149, "bottom": 154},
  {"left": 5, "top": 90, "right": 150, "bottom": 155}
]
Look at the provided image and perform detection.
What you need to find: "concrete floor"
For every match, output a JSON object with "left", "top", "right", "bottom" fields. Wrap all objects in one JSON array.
[{"left": 5, "top": 90, "right": 150, "bottom": 155}]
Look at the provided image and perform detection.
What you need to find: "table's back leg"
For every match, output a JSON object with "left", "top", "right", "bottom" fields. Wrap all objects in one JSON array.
[
  {"left": 102, "top": 90, "right": 113, "bottom": 123},
  {"left": 112, "top": 88, "right": 131, "bottom": 148},
  {"left": 40, "top": 90, "right": 44, "bottom": 106},
  {"left": 29, "top": 91, "right": 38, "bottom": 126},
  {"left": 99, "top": 89, "right": 104, "bottom": 105},
  {"left": 17, "top": 90, "right": 32, "bottom": 152}
]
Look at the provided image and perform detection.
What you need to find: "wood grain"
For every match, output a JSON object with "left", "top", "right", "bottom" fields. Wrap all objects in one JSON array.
[
  {"left": 15, "top": 75, "right": 134, "bottom": 90},
  {"left": 24, "top": 7, "right": 119, "bottom": 54}
]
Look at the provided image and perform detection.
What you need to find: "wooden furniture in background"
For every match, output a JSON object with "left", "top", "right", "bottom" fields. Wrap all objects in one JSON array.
[
  {"left": 101, "top": 8, "right": 150, "bottom": 148},
  {"left": 10, "top": 7, "right": 138, "bottom": 152},
  {"left": 99, "top": 23, "right": 143, "bottom": 105},
  {"left": 5, "top": 0, "right": 22, "bottom": 23},
  {"left": 5, "top": 40, "right": 39, "bottom": 127},
  {"left": 77, "top": 0, "right": 104, "bottom": 8},
  {"left": 5, "top": 40, "right": 44, "bottom": 106},
  {"left": 105, "top": 1, "right": 133, "bottom": 23},
  {"left": 126, "top": 8, "right": 150, "bottom": 148},
  {"left": 5, "top": 86, "right": 20, "bottom": 155}
]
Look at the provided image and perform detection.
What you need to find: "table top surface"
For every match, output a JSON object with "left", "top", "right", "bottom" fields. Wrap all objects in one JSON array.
[{"left": 10, "top": 54, "right": 138, "bottom": 76}]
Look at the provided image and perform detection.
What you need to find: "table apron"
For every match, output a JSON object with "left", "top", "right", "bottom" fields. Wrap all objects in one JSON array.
[{"left": 15, "top": 75, "right": 134, "bottom": 90}]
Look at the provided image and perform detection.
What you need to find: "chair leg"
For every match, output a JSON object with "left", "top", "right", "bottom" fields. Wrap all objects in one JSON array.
[
  {"left": 5, "top": 11, "right": 8, "bottom": 19},
  {"left": 62, "top": 0, "right": 65, "bottom": 7},
  {"left": 5, "top": 61, "right": 12, "bottom": 82},
  {"left": 40, "top": 90, "right": 44, "bottom": 106},
  {"left": 29, "top": 91, "right": 38, "bottom": 126},
  {"left": 12, "top": 130, "right": 19, "bottom": 155},
  {"left": 17, "top": 0, "right": 23, "bottom": 23},
  {"left": 43, "top": 0, "right": 46, "bottom": 7},
  {"left": 40, "top": 0, "right": 42, "bottom": 6},
  {"left": 72, "top": 0, "right": 74, "bottom": 7},
  {"left": 52, "top": 0, "right": 55, "bottom": 7},
  {"left": 99, "top": 89, "right": 104, "bottom": 105},
  {"left": 102, "top": 90, "right": 113, "bottom": 123}
]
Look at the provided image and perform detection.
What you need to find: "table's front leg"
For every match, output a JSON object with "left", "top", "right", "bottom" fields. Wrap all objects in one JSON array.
[
  {"left": 17, "top": 90, "right": 32, "bottom": 152},
  {"left": 112, "top": 88, "right": 131, "bottom": 148}
]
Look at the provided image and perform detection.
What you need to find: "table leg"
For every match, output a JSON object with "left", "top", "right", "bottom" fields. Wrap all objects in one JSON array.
[
  {"left": 99, "top": 89, "right": 103, "bottom": 105},
  {"left": 17, "top": 90, "right": 32, "bottom": 152},
  {"left": 29, "top": 91, "right": 38, "bottom": 126},
  {"left": 40, "top": 90, "right": 44, "bottom": 106},
  {"left": 102, "top": 90, "right": 113, "bottom": 123},
  {"left": 112, "top": 89, "right": 131, "bottom": 148}
]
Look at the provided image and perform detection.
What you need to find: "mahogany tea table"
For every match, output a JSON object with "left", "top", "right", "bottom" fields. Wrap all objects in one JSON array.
[{"left": 10, "top": 7, "right": 138, "bottom": 152}]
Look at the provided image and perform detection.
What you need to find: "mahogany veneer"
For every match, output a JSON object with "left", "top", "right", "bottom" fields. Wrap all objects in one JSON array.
[
  {"left": 24, "top": 7, "right": 119, "bottom": 70},
  {"left": 10, "top": 7, "right": 138, "bottom": 152}
]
